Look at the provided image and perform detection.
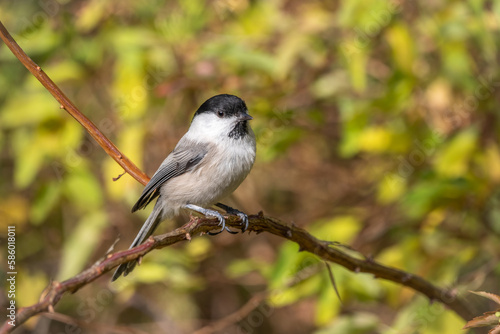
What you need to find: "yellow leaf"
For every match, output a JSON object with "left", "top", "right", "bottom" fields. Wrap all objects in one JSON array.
[
  {"left": 57, "top": 212, "right": 108, "bottom": 280},
  {"left": 421, "top": 209, "right": 445, "bottom": 234},
  {"left": 0, "top": 196, "right": 29, "bottom": 230},
  {"left": 345, "top": 50, "right": 367, "bottom": 92},
  {"left": 104, "top": 124, "right": 145, "bottom": 201},
  {"left": 484, "top": 144, "right": 500, "bottom": 182},
  {"left": 76, "top": 0, "right": 107, "bottom": 32},
  {"left": 358, "top": 127, "right": 392, "bottom": 152},
  {"left": 377, "top": 172, "right": 406, "bottom": 204},
  {"left": 433, "top": 129, "right": 477, "bottom": 177},
  {"left": 386, "top": 23, "right": 415, "bottom": 73},
  {"left": 310, "top": 216, "right": 361, "bottom": 244},
  {"left": 16, "top": 270, "right": 49, "bottom": 307}
]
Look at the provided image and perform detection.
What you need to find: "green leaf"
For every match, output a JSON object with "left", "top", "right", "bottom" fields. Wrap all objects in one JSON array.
[
  {"left": 44, "top": 60, "right": 85, "bottom": 83},
  {"left": 57, "top": 211, "right": 108, "bottom": 280},
  {"left": 30, "top": 182, "right": 61, "bottom": 225},
  {"left": 63, "top": 168, "right": 103, "bottom": 210},
  {"left": 315, "top": 271, "right": 341, "bottom": 326},
  {"left": 12, "top": 129, "right": 45, "bottom": 188},
  {"left": 1, "top": 89, "right": 60, "bottom": 128},
  {"left": 226, "top": 259, "right": 263, "bottom": 278},
  {"left": 270, "top": 274, "right": 322, "bottom": 307},
  {"left": 314, "top": 313, "right": 379, "bottom": 334},
  {"left": 402, "top": 178, "right": 472, "bottom": 219},
  {"left": 268, "top": 242, "right": 301, "bottom": 289}
]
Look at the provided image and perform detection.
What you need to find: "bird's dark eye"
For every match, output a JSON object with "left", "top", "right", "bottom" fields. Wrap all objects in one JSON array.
[{"left": 217, "top": 110, "right": 224, "bottom": 118}]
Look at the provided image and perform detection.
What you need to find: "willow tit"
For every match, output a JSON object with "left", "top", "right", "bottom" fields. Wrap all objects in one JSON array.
[{"left": 112, "top": 94, "right": 256, "bottom": 281}]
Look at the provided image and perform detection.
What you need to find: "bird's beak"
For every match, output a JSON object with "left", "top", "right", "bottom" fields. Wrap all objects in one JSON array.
[{"left": 239, "top": 113, "right": 253, "bottom": 121}]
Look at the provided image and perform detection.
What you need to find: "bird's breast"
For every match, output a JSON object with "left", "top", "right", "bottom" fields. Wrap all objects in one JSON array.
[{"left": 160, "top": 137, "right": 255, "bottom": 207}]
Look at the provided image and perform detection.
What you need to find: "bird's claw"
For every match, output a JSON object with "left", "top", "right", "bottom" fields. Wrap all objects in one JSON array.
[
  {"left": 206, "top": 212, "right": 226, "bottom": 235},
  {"left": 214, "top": 203, "right": 249, "bottom": 234},
  {"left": 196, "top": 203, "right": 249, "bottom": 235},
  {"left": 234, "top": 212, "right": 249, "bottom": 233}
]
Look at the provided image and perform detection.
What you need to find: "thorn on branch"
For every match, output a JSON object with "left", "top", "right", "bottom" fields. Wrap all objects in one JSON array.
[
  {"left": 112, "top": 171, "right": 126, "bottom": 181},
  {"left": 106, "top": 237, "right": 120, "bottom": 256},
  {"left": 40, "top": 281, "right": 53, "bottom": 302},
  {"left": 186, "top": 233, "right": 191, "bottom": 241},
  {"left": 324, "top": 262, "right": 342, "bottom": 304}
]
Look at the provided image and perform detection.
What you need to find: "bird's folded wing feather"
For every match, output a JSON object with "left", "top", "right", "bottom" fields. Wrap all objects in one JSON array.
[{"left": 131, "top": 140, "right": 209, "bottom": 212}]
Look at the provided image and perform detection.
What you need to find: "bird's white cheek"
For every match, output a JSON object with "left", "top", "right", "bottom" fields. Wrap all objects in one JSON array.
[{"left": 187, "top": 114, "right": 235, "bottom": 143}]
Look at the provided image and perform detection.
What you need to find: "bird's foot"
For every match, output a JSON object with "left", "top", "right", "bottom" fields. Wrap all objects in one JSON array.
[
  {"left": 183, "top": 204, "right": 233, "bottom": 235},
  {"left": 216, "top": 203, "right": 249, "bottom": 233}
]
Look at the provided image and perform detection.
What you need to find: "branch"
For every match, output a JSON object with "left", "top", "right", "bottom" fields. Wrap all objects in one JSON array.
[
  {"left": 0, "top": 20, "right": 149, "bottom": 186},
  {"left": 193, "top": 291, "right": 269, "bottom": 334},
  {"left": 0, "top": 214, "right": 475, "bottom": 333}
]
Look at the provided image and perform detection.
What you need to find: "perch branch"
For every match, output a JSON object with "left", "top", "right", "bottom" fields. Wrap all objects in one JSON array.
[{"left": 0, "top": 20, "right": 149, "bottom": 186}]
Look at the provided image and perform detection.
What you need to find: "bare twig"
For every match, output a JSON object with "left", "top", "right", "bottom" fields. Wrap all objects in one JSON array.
[
  {"left": 192, "top": 291, "right": 269, "bottom": 334},
  {"left": 0, "top": 21, "right": 149, "bottom": 186}
]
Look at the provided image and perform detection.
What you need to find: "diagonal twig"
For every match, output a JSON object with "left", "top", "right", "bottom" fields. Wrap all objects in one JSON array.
[{"left": 0, "top": 20, "right": 149, "bottom": 186}]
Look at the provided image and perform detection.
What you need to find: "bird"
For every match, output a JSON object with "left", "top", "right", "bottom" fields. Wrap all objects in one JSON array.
[{"left": 111, "top": 94, "right": 256, "bottom": 281}]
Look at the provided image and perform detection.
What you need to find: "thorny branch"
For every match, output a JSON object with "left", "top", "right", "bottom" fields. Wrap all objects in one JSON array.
[{"left": 0, "top": 20, "right": 478, "bottom": 334}]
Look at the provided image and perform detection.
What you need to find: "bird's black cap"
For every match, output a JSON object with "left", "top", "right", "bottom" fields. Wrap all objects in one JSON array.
[{"left": 194, "top": 94, "right": 248, "bottom": 119}]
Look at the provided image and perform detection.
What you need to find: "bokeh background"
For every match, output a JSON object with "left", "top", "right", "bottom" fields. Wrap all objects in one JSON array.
[{"left": 1, "top": 1, "right": 500, "bottom": 333}]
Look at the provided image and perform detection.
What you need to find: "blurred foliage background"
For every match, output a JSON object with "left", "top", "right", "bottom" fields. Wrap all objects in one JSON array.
[{"left": 1, "top": 0, "right": 500, "bottom": 333}]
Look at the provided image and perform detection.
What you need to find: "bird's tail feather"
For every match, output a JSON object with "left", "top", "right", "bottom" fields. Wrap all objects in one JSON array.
[{"left": 111, "top": 201, "right": 163, "bottom": 281}]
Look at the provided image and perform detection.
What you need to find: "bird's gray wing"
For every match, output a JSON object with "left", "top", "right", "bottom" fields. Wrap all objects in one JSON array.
[{"left": 131, "top": 140, "right": 209, "bottom": 212}]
